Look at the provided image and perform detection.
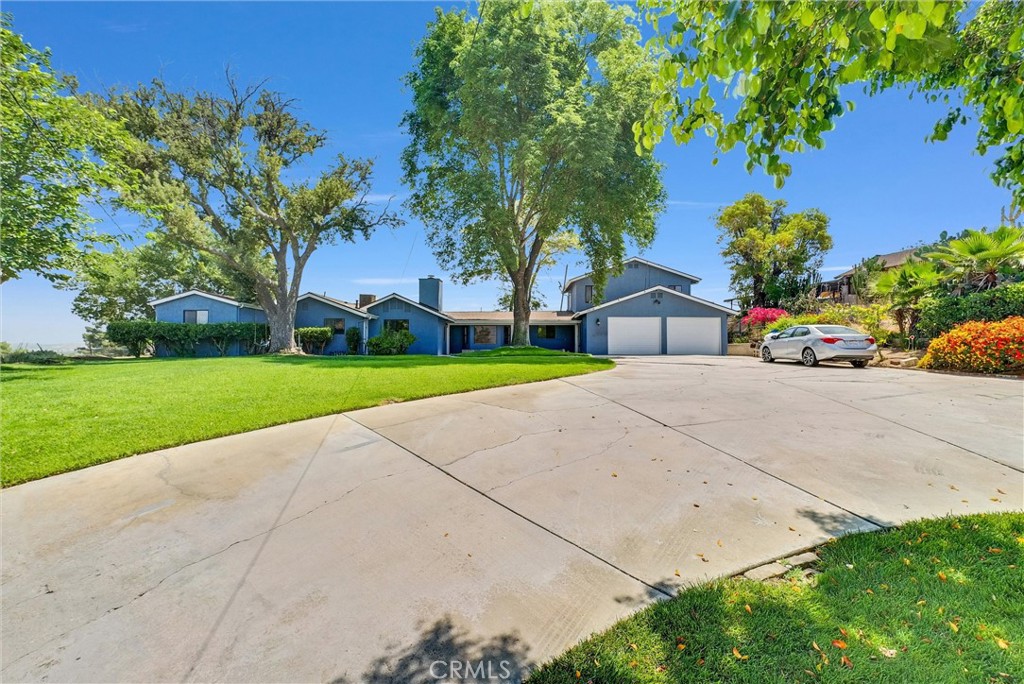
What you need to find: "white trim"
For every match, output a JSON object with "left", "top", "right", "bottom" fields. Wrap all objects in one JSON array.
[
  {"left": 148, "top": 289, "right": 259, "bottom": 309},
  {"left": 297, "top": 292, "right": 376, "bottom": 319},
  {"left": 365, "top": 293, "right": 454, "bottom": 321},
  {"left": 563, "top": 256, "right": 702, "bottom": 292},
  {"left": 571, "top": 286, "right": 734, "bottom": 318}
]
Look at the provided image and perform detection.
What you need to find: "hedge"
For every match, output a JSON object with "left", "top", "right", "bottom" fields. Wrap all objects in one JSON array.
[
  {"left": 916, "top": 283, "right": 1024, "bottom": 340},
  {"left": 295, "top": 327, "right": 332, "bottom": 354},
  {"left": 919, "top": 317, "right": 1024, "bottom": 374},
  {"left": 367, "top": 329, "right": 416, "bottom": 355},
  {"left": 106, "top": 320, "right": 269, "bottom": 357},
  {"left": 345, "top": 326, "right": 362, "bottom": 354}
]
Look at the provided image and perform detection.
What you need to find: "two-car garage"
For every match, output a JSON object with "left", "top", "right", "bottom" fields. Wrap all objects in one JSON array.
[{"left": 578, "top": 287, "right": 732, "bottom": 356}]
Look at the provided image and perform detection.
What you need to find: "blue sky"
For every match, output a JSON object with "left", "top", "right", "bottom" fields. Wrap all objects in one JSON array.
[{"left": 2, "top": 1, "right": 1013, "bottom": 347}]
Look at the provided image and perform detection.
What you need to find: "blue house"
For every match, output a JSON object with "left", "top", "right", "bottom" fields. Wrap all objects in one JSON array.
[{"left": 148, "top": 257, "right": 732, "bottom": 357}]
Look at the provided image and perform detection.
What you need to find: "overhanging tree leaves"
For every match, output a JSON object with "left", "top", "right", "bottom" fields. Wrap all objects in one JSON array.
[
  {"left": 105, "top": 78, "right": 401, "bottom": 352},
  {"left": 0, "top": 15, "right": 138, "bottom": 283},
  {"left": 640, "top": 0, "right": 1024, "bottom": 200},
  {"left": 716, "top": 193, "right": 832, "bottom": 309},
  {"left": 402, "top": 1, "right": 666, "bottom": 345}
]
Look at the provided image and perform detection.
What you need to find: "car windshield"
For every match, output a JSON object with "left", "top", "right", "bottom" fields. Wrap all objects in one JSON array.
[{"left": 815, "top": 326, "right": 862, "bottom": 335}]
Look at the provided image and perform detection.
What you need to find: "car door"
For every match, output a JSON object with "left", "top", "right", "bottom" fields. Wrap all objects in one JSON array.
[
  {"left": 788, "top": 327, "right": 811, "bottom": 359},
  {"left": 770, "top": 327, "right": 797, "bottom": 358}
]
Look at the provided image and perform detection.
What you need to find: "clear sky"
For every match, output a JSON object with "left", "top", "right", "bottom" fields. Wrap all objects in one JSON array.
[{"left": 2, "top": 1, "right": 1013, "bottom": 348}]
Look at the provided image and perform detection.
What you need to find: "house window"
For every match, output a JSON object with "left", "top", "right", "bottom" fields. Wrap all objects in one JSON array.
[
  {"left": 474, "top": 326, "right": 496, "bottom": 344},
  {"left": 384, "top": 319, "right": 410, "bottom": 332},
  {"left": 535, "top": 326, "right": 557, "bottom": 339},
  {"left": 672, "top": 285, "right": 683, "bottom": 292},
  {"left": 324, "top": 318, "right": 346, "bottom": 334},
  {"left": 584, "top": 285, "right": 593, "bottom": 304},
  {"left": 183, "top": 310, "right": 208, "bottom": 324}
]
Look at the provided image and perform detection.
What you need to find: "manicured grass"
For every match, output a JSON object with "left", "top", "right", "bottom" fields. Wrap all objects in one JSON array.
[
  {"left": 0, "top": 352, "right": 612, "bottom": 486},
  {"left": 530, "top": 513, "right": 1024, "bottom": 683}
]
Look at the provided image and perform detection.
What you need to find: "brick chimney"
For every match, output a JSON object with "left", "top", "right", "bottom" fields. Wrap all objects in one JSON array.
[{"left": 358, "top": 294, "right": 377, "bottom": 308}]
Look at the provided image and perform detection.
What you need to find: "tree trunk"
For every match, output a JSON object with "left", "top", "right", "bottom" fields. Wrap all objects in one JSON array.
[
  {"left": 510, "top": 272, "right": 531, "bottom": 346},
  {"left": 265, "top": 301, "right": 299, "bottom": 353}
]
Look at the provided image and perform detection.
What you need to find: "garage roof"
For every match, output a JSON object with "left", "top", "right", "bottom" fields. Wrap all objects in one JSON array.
[{"left": 571, "top": 286, "right": 734, "bottom": 319}]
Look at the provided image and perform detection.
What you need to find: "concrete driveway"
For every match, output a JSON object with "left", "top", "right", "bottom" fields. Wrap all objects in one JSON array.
[{"left": 2, "top": 357, "right": 1021, "bottom": 682}]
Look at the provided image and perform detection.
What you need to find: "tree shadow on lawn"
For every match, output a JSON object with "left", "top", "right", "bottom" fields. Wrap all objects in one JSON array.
[
  {"left": 529, "top": 514, "right": 1024, "bottom": 683},
  {"left": 256, "top": 354, "right": 612, "bottom": 371},
  {"left": 330, "top": 616, "right": 533, "bottom": 684}
]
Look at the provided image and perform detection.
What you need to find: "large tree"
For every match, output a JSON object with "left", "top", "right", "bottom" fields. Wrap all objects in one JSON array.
[
  {"left": 0, "top": 15, "right": 137, "bottom": 283},
  {"left": 402, "top": 1, "right": 665, "bottom": 345},
  {"left": 104, "top": 79, "right": 401, "bottom": 352},
  {"left": 716, "top": 193, "right": 832, "bottom": 309},
  {"left": 639, "top": 1, "right": 1023, "bottom": 201}
]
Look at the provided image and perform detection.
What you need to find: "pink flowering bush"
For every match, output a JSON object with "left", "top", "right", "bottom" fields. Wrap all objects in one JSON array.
[{"left": 742, "top": 307, "right": 788, "bottom": 327}]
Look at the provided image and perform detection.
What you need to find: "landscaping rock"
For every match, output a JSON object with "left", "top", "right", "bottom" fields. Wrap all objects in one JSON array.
[
  {"left": 783, "top": 551, "right": 820, "bottom": 567},
  {"left": 900, "top": 357, "right": 919, "bottom": 368}
]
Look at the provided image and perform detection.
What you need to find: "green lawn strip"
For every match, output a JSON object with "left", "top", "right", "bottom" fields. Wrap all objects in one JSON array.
[
  {"left": 0, "top": 352, "right": 612, "bottom": 486},
  {"left": 457, "top": 346, "right": 590, "bottom": 358},
  {"left": 529, "top": 513, "right": 1024, "bottom": 683}
]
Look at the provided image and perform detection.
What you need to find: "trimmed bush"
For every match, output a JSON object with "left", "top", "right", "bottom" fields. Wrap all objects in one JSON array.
[
  {"left": 741, "top": 307, "right": 788, "bottom": 326},
  {"left": 153, "top": 322, "right": 202, "bottom": 357},
  {"left": 367, "top": 329, "right": 416, "bottom": 355},
  {"left": 107, "top": 320, "right": 155, "bottom": 357},
  {"left": 295, "top": 327, "right": 332, "bottom": 354},
  {"left": 916, "top": 283, "right": 1024, "bottom": 340},
  {"left": 919, "top": 317, "right": 1024, "bottom": 374},
  {"left": 345, "top": 326, "right": 362, "bottom": 354}
]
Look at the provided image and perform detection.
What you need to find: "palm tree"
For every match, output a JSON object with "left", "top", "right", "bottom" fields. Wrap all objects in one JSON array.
[
  {"left": 873, "top": 260, "right": 944, "bottom": 337},
  {"left": 925, "top": 226, "right": 1024, "bottom": 292}
]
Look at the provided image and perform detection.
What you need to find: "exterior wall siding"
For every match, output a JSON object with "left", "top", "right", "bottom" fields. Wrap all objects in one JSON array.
[
  {"left": 582, "top": 294, "right": 728, "bottom": 355},
  {"left": 570, "top": 262, "right": 695, "bottom": 312},
  {"left": 529, "top": 325, "right": 576, "bottom": 351},
  {"left": 153, "top": 294, "right": 243, "bottom": 325},
  {"left": 296, "top": 299, "right": 365, "bottom": 354}
]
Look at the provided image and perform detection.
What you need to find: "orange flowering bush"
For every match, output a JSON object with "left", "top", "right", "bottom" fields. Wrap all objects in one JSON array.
[{"left": 919, "top": 316, "right": 1024, "bottom": 374}]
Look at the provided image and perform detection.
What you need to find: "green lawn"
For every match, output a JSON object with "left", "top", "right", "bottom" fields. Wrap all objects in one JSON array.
[
  {"left": 529, "top": 513, "right": 1024, "bottom": 683},
  {"left": 0, "top": 352, "right": 612, "bottom": 486}
]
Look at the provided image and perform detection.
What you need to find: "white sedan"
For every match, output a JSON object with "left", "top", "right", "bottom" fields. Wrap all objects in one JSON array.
[{"left": 760, "top": 325, "right": 877, "bottom": 368}]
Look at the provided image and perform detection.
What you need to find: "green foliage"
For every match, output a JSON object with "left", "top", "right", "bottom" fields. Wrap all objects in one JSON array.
[
  {"left": 0, "top": 15, "right": 139, "bottom": 283},
  {"left": 367, "top": 329, "right": 416, "bottom": 356},
  {"left": 873, "top": 260, "right": 944, "bottom": 335},
  {"left": 402, "top": 1, "right": 665, "bottom": 344},
  {"left": 924, "top": 226, "right": 1024, "bottom": 292},
  {"left": 848, "top": 256, "right": 886, "bottom": 303},
  {"left": 106, "top": 320, "right": 154, "bottom": 358},
  {"left": 917, "top": 283, "right": 1024, "bottom": 339},
  {"left": 716, "top": 193, "right": 832, "bottom": 309},
  {"left": 295, "top": 327, "right": 332, "bottom": 355},
  {"left": 345, "top": 326, "right": 362, "bottom": 355},
  {"left": 103, "top": 77, "right": 401, "bottom": 352},
  {"left": 0, "top": 348, "right": 68, "bottom": 365},
  {"left": 641, "top": 1, "right": 1024, "bottom": 201},
  {"left": 60, "top": 233, "right": 251, "bottom": 326}
]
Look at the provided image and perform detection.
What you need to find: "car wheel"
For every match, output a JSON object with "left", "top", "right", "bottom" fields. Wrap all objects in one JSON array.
[
  {"left": 801, "top": 348, "right": 818, "bottom": 367},
  {"left": 851, "top": 359, "right": 868, "bottom": 368},
  {"left": 761, "top": 346, "right": 774, "bottom": 363}
]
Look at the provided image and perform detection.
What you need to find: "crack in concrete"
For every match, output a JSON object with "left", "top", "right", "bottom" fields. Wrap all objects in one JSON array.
[
  {"left": 484, "top": 428, "right": 633, "bottom": 495},
  {"left": 440, "top": 427, "right": 564, "bottom": 469}
]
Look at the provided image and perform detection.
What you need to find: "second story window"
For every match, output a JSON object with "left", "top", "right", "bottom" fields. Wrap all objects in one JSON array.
[
  {"left": 584, "top": 285, "right": 593, "bottom": 304},
  {"left": 183, "top": 309, "right": 208, "bottom": 324}
]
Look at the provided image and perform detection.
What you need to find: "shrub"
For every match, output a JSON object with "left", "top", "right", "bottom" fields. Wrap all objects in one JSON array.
[
  {"left": 367, "top": 329, "right": 416, "bottom": 355},
  {"left": 107, "top": 320, "right": 155, "bottom": 357},
  {"left": 919, "top": 317, "right": 1024, "bottom": 374},
  {"left": 345, "top": 326, "right": 362, "bottom": 354},
  {"left": 152, "top": 322, "right": 202, "bottom": 357},
  {"left": 295, "top": 327, "right": 332, "bottom": 354},
  {"left": 741, "top": 307, "right": 788, "bottom": 326},
  {"left": 916, "top": 283, "right": 1024, "bottom": 340},
  {"left": 0, "top": 348, "right": 69, "bottom": 365}
]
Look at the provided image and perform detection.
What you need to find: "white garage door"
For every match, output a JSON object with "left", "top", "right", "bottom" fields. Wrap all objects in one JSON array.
[
  {"left": 607, "top": 317, "right": 662, "bottom": 355},
  {"left": 666, "top": 317, "right": 722, "bottom": 355}
]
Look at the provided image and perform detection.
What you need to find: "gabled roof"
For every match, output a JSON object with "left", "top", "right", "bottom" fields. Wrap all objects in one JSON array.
[
  {"left": 562, "top": 256, "right": 702, "bottom": 292},
  {"left": 364, "top": 293, "right": 454, "bottom": 321},
  {"left": 571, "top": 286, "right": 734, "bottom": 319},
  {"left": 298, "top": 292, "right": 376, "bottom": 319},
  {"left": 148, "top": 289, "right": 263, "bottom": 310},
  {"left": 836, "top": 248, "right": 918, "bottom": 279}
]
